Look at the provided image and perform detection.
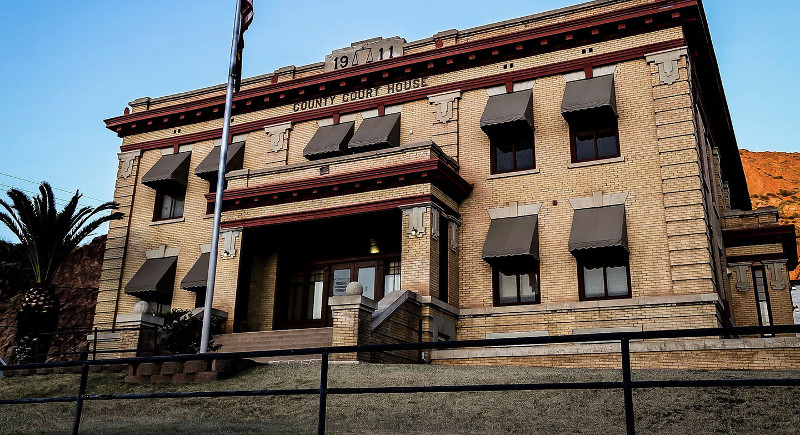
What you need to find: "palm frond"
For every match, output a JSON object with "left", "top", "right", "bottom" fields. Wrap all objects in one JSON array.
[{"left": 0, "top": 183, "right": 124, "bottom": 285}]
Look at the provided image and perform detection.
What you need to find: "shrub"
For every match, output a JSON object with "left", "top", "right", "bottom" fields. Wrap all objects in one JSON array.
[{"left": 158, "top": 309, "right": 224, "bottom": 354}]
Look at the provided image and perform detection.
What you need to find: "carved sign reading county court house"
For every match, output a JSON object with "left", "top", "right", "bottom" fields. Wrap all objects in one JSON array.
[
  {"left": 324, "top": 37, "right": 405, "bottom": 72},
  {"left": 292, "top": 77, "right": 428, "bottom": 112}
]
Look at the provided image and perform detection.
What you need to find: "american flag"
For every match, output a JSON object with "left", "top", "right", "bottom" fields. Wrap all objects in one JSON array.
[{"left": 233, "top": 0, "right": 254, "bottom": 92}]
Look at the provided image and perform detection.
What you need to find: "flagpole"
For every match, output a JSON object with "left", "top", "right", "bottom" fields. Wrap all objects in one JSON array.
[{"left": 200, "top": 0, "right": 243, "bottom": 353}]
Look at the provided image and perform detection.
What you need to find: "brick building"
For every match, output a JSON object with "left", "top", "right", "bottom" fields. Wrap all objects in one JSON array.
[{"left": 97, "top": 0, "right": 799, "bottom": 368}]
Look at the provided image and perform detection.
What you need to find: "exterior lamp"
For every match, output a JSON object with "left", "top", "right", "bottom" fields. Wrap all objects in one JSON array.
[{"left": 369, "top": 238, "right": 380, "bottom": 254}]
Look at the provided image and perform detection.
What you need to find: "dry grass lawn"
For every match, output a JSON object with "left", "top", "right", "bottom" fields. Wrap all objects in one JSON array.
[{"left": 2, "top": 363, "right": 800, "bottom": 434}]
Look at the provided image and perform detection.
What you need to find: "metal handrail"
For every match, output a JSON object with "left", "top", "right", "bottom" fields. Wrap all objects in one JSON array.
[{"left": 2, "top": 324, "right": 800, "bottom": 435}]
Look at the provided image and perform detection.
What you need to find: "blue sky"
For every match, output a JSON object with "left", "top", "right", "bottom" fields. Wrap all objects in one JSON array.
[{"left": 0, "top": 0, "right": 798, "bottom": 242}]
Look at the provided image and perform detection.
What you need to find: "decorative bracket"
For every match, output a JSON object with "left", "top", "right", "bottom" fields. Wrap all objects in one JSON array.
[
  {"left": 730, "top": 262, "right": 753, "bottom": 292},
  {"left": 403, "top": 206, "right": 427, "bottom": 238},
  {"left": 764, "top": 260, "right": 788, "bottom": 291},
  {"left": 118, "top": 150, "right": 141, "bottom": 179},
  {"left": 645, "top": 47, "right": 688, "bottom": 85},
  {"left": 449, "top": 220, "right": 459, "bottom": 252},
  {"left": 431, "top": 208, "right": 441, "bottom": 240},
  {"left": 220, "top": 229, "right": 242, "bottom": 259},
  {"left": 428, "top": 90, "right": 461, "bottom": 123},
  {"left": 264, "top": 122, "right": 293, "bottom": 153}
]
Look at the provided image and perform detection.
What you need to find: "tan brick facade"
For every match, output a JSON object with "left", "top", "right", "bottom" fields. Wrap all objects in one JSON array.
[{"left": 97, "top": 0, "right": 797, "bottom": 369}]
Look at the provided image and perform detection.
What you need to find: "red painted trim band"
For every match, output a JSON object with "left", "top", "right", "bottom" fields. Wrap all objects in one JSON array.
[
  {"left": 121, "top": 39, "right": 684, "bottom": 152},
  {"left": 108, "top": 0, "right": 696, "bottom": 135},
  {"left": 220, "top": 194, "right": 454, "bottom": 229}
]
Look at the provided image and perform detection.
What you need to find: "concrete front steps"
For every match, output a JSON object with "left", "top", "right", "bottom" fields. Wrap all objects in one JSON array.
[{"left": 212, "top": 327, "right": 332, "bottom": 364}]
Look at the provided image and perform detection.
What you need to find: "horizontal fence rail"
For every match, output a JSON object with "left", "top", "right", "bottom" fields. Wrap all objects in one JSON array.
[{"left": 2, "top": 324, "right": 800, "bottom": 435}]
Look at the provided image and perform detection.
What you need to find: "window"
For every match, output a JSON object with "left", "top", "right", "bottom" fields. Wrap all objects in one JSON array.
[
  {"left": 438, "top": 215, "right": 449, "bottom": 303},
  {"left": 154, "top": 189, "right": 185, "bottom": 220},
  {"left": 570, "top": 116, "right": 619, "bottom": 163},
  {"left": 577, "top": 253, "right": 630, "bottom": 300},
  {"left": 491, "top": 128, "right": 535, "bottom": 174},
  {"left": 384, "top": 260, "right": 401, "bottom": 294},
  {"left": 493, "top": 265, "right": 540, "bottom": 305},
  {"left": 752, "top": 266, "right": 773, "bottom": 335},
  {"left": 287, "top": 267, "right": 324, "bottom": 322}
]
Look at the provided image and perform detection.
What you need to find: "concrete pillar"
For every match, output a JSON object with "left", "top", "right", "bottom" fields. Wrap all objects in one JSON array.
[
  {"left": 399, "top": 205, "right": 436, "bottom": 296},
  {"left": 328, "top": 294, "right": 376, "bottom": 362}
]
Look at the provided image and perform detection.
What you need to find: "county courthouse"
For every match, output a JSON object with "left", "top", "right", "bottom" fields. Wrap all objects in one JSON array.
[{"left": 96, "top": 0, "right": 799, "bottom": 368}]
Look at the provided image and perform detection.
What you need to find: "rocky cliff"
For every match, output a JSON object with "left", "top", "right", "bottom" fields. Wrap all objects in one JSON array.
[{"left": 740, "top": 149, "right": 800, "bottom": 279}]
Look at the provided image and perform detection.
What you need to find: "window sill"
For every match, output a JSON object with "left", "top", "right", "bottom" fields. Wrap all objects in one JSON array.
[
  {"left": 149, "top": 217, "right": 185, "bottom": 226},
  {"left": 567, "top": 156, "right": 625, "bottom": 169},
  {"left": 486, "top": 168, "right": 540, "bottom": 180}
]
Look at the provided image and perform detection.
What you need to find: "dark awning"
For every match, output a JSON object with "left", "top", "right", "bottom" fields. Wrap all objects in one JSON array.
[
  {"left": 194, "top": 141, "right": 245, "bottom": 180},
  {"left": 569, "top": 205, "right": 628, "bottom": 252},
  {"left": 303, "top": 121, "right": 354, "bottom": 159},
  {"left": 348, "top": 113, "right": 401, "bottom": 151},
  {"left": 180, "top": 253, "right": 210, "bottom": 292},
  {"left": 482, "top": 215, "right": 539, "bottom": 263},
  {"left": 561, "top": 75, "right": 617, "bottom": 120},
  {"left": 124, "top": 256, "right": 178, "bottom": 304},
  {"left": 141, "top": 152, "right": 191, "bottom": 190},
  {"left": 480, "top": 90, "right": 534, "bottom": 132}
]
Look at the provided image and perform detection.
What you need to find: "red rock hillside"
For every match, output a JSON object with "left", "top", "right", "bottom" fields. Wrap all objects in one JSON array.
[
  {"left": 740, "top": 150, "right": 800, "bottom": 279},
  {"left": 0, "top": 235, "right": 105, "bottom": 362}
]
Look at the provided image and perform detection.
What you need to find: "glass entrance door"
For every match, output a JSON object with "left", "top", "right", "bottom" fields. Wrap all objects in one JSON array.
[
  {"left": 284, "top": 267, "right": 325, "bottom": 328},
  {"left": 331, "top": 262, "right": 378, "bottom": 300}
]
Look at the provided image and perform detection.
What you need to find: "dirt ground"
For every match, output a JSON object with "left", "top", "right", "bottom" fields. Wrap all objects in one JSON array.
[{"left": 2, "top": 363, "right": 800, "bottom": 434}]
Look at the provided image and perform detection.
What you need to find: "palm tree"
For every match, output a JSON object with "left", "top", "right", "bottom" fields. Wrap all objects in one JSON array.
[{"left": 0, "top": 182, "right": 123, "bottom": 362}]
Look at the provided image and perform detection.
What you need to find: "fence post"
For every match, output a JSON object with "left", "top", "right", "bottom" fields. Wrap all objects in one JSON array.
[
  {"left": 317, "top": 351, "right": 329, "bottom": 435},
  {"left": 71, "top": 363, "right": 90, "bottom": 435},
  {"left": 621, "top": 338, "right": 635, "bottom": 435},
  {"left": 92, "top": 328, "right": 98, "bottom": 361}
]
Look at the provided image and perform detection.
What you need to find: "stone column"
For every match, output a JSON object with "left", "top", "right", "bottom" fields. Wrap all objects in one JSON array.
[
  {"left": 328, "top": 284, "right": 376, "bottom": 362},
  {"left": 400, "top": 205, "right": 436, "bottom": 297},
  {"left": 94, "top": 150, "right": 141, "bottom": 329},
  {"left": 115, "top": 312, "right": 164, "bottom": 358},
  {"left": 213, "top": 228, "right": 243, "bottom": 333},
  {"left": 646, "top": 46, "right": 714, "bottom": 295}
]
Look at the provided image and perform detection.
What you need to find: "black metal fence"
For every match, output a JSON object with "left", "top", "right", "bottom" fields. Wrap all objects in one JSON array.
[{"left": 2, "top": 324, "right": 800, "bottom": 435}]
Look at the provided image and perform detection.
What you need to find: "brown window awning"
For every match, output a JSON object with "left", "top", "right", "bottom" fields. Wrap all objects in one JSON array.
[
  {"left": 180, "top": 253, "right": 210, "bottom": 292},
  {"left": 124, "top": 256, "right": 178, "bottom": 304},
  {"left": 569, "top": 204, "right": 628, "bottom": 252},
  {"left": 141, "top": 152, "right": 191, "bottom": 190},
  {"left": 303, "top": 121, "right": 355, "bottom": 159},
  {"left": 348, "top": 113, "right": 401, "bottom": 151},
  {"left": 561, "top": 75, "right": 617, "bottom": 120},
  {"left": 480, "top": 90, "right": 534, "bottom": 132},
  {"left": 482, "top": 215, "right": 539, "bottom": 263},
  {"left": 194, "top": 141, "right": 246, "bottom": 180}
]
